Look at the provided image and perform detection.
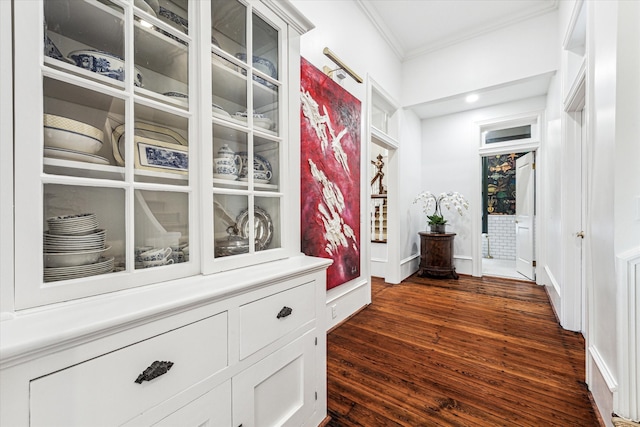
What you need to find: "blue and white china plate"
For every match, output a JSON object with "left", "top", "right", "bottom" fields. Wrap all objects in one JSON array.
[
  {"left": 111, "top": 122, "right": 188, "bottom": 166},
  {"left": 67, "top": 49, "right": 143, "bottom": 87}
]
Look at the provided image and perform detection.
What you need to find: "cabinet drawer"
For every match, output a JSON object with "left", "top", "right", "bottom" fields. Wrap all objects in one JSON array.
[
  {"left": 30, "top": 312, "right": 228, "bottom": 427},
  {"left": 239, "top": 281, "right": 315, "bottom": 359}
]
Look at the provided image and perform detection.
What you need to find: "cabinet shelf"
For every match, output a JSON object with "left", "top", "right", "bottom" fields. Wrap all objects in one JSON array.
[
  {"left": 44, "top": 157, "right": 125, "bottom": 180},
  {"left": 212, "top": 178, "right": 278, "bottom": 190}
]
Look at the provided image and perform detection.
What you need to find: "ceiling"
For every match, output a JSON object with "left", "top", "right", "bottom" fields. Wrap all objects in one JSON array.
[{"left": 355, "top": 0, "right": 559, "bottom": 118}]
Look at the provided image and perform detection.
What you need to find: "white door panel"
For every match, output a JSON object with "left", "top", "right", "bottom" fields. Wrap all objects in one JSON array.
[{"left": 516, "top": 152, "right": 535, "bottom": 280}]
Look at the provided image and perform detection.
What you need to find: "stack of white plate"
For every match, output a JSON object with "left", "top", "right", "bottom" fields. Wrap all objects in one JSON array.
[
  {"left": 44, "top": 114, "right": 110, "bottom": 165},
  {"left": 43, "top": 213, "right": 113, "bottom": 282}
]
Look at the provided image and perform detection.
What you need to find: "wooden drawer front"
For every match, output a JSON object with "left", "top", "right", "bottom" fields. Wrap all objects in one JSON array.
[
  {"left": 30, "top": 313, "right": 228, "bottom": 427},
  {"left": 239, "top": 281, "right": 315, "bottom": 360}
]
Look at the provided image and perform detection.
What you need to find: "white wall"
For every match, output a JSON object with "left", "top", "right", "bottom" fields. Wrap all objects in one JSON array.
[
  {"left": 401, "top": 11, "right": 558, "bottom": 107},
  {"left": 586, "top": 1, "right": 640, "bottom": 422},
  {"left": 291, "top": 0, "right": 401, "bottom": 105},
  {"left": 398, "top": 109, "right": 422, "bottom": 277},
  {"left": 420, "top": 97, "right": 547, "bottom": 275},
  {"left": 541, "top": 71, "right": 563, "bottom": 313}
]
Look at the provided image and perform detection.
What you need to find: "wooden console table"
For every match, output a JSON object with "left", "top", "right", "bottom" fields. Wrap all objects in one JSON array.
[{"left": 418, "top": 232, "right": 459, "bottom": 279}]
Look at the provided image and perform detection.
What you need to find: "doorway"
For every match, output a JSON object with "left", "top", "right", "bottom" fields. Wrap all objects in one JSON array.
[{"left": 481, "top": 151, "right": 535, "bottom": 281}]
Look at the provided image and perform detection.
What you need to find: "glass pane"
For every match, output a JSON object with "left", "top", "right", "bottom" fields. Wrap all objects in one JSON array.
[
  {"left": 214, "top": 194, "right": 249, "bottom": 258},
  {"left": 485, "top": 125, "right": 532, "bottom": 144},
  {"left": 134, "top": 190, "right": 189, "bottom": 269},
  {"left": 254, "top": 136, "right": 278, "bottom": 192},
  {"left": 129, "top": 104, "right": 189, "bottom": 184},
  {"left": 213, "top": 124, "right": 248, "bottom": 189},
  {"left": 254, "top": 196, "right": 279, "bottom": 252},
  {"left": 44, "top": 0, "right": 127, "bottom": 87},
  {"left": 252, "top": 13, "right": 278, "bottom": 80},
  {"left": 371, "top": 105, "right": 388, "bottom": 133},
  {"left": 253, "top": 79, "right": 279, "bottom": 135},
  {"left": 212, "top": 58, "right": 248, "bottom": 125},
  {"left": 43, "top": 77, "right": 125, "bottom": 179},
  {"left": 156, "top": 0, "right": 190, "bottom": 36},
  {"left": 211, "top": 0, "right": 246, "bottom": 58},
  {"left": 134, "top": 23, "right": 189, "bottom": 106},
  {"left": 43, "top": 184, "right": 123, "bottom": 282}
]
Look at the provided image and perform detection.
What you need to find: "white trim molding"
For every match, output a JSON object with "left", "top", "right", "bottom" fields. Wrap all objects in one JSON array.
[
  {"left": 615, "top": 247, "right": 640, "bottom": 421},
  {"left": 589, "top": 345, "right": 618, "bottom": 393}
]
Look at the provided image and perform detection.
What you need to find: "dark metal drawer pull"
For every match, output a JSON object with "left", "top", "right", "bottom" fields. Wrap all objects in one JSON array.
[
  {"left": 277, "top": 306, "right": 293, "bottom": 319},
  {"left": 135, "top": 360, "right": 174, "bottom": 384}
]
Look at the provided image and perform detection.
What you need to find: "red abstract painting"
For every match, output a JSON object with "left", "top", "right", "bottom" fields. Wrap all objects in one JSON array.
[{"left": 300, "top": 57, "right": 361, "bottom": 290}]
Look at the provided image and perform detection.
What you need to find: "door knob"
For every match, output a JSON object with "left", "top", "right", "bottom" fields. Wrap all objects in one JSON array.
[{"left": 576, "top": 231, "right": 585, "bottom": 238}]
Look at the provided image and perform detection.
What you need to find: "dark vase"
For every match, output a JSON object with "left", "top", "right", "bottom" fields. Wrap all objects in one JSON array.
[{"left": 430, "top": 223, "right": 446, "bottom": 233}]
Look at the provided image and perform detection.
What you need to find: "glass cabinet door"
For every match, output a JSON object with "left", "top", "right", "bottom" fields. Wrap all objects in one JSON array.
[
  {"left": 14, "top": 0, "right": 196, "bottom": 309},
  {"left": 209, "top": 0, "right": 286, "bottom": 270},
  {"left": 13, "top": 0, "right": 297, "bottom": 307}
]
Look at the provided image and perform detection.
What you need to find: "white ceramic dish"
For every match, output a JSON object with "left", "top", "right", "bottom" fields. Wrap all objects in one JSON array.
[
  {"left": 44, "top": 246, "right": 111, "bottom": 268},
  {"left": 254, "top": 118, "right": 273, "bottom": 130},
  {"left": 47, "top": 213, "right": 97, "bottom": 226},
  {"left": 44, "top": 257, "right": 114, "bottom": 282},
  {"left": 47, "top": 215, "right": 99, "bottom": 235},
  {"left": 44, "top": 127, "right": 103, "bottom": 155},
  {"left": 47, "top": 224, "right": 99, "bottom": 236},
  {"left": 44, "top": 114, "right": 103, "bottom": 140},
  {"left": 44, "top": 147, "right": 110, "bottom": 165},
  {"left": 212, "top": 104, "right": 230, "bottom": 119},
  {"left": 134, "top": 0, "right": 156, "bottom": 16},
  {"left": 238, "top": 177, "right": 271, "bottom": 184},
  {"left": 213, "top": 173, "right": 238, "bottom": 180}
]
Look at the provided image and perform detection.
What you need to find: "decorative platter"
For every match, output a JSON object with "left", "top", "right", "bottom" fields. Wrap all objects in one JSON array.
[
  {"left": 111, "top": 122, "right": 188, "bottom": 166},
  {"left": 236, "top": 206, "right": 273, "bottom": 250},
  {"left": 235, "top": 151, "right": 272, "bottom": 179}
]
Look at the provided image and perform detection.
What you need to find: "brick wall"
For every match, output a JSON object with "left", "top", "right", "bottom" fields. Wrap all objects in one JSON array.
[{"left": 482, "top": 215, "right": 516, "bottom": 260}]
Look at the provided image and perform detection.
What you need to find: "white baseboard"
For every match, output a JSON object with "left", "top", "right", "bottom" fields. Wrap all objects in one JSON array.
[
  {"left": 370, "top": 258, "right": 386, "bottom": 278},
  {"left": 325, "top": 278, "right": 370, "bottom": 331},
  {"left": 589, "top": 346, "right": 617, "bottom": 427},
  {"left": 543, "top": 264, "right": 562, "bottom": 318},
  {"left": 400, "top": 254, "right": 419, "bottom": 281},
  {"left": 453, "top": 255, "right": 472, "bottom": 275}
]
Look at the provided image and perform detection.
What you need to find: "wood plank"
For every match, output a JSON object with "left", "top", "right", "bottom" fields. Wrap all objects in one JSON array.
[{"left": 327, "top": 275, "right": 601, "bottom": 426}]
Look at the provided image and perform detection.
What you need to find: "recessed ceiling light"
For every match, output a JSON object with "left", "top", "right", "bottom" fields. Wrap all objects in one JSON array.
[{"left": 466, "top": 94, "right": 479, "bottom": 103}]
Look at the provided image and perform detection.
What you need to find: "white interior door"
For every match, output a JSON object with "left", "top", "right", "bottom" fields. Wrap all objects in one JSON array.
[
  {"left": 580, "top": 108, "right": 587, "bottom": 331},
  {"left": 516, "top": 152, "right": 535, "bottom": 280}
]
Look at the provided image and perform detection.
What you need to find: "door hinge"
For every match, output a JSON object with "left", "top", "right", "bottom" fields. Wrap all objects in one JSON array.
[
  {"left": 532, "top": 162, "right": 536, "bottom": 170},
  {"left": 315, "top": 337, "right": 317, "bottom": 346},
  {"left": 315, "top": 391, "right": 318, "bottom": 400},
  {"left": 532, "top": 261, "right": 537, "bottom": 267}
]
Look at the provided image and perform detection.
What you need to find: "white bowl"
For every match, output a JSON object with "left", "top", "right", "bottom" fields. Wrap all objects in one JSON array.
[
  {"left": 44, "top": 127, "right": 103, "bottom": 154},
  {"left": 44, "top": 246, "right": 111, "bottom": 268},
  {"left": 67, "top": 50, "right": 143, "bottom": 87}
]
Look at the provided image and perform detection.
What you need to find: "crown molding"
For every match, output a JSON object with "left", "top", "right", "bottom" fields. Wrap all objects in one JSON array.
[
  {"left": 355, "top": 0, "right": 404, "bottom": 61},
  {"left": 357, "top": 0, "right": 558, "bottom": 63}
]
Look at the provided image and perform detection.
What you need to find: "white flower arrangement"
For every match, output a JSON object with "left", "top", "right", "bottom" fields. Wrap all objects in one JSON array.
[{"left": 413, "top": 191, "right": 469, "bottom": 225}]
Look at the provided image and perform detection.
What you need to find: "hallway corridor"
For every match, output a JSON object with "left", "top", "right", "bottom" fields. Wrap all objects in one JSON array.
[{"left": 326, "top": 275, "right": 600, "bottom": 426}]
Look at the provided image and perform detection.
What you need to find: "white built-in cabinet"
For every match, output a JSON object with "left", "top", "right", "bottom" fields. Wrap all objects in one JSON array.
[
  {"left": 1, "top": 0, "right": 330, "bottom": 426},
  {"left": 11, "top": 0, "right": 310, "bottom": 309}
]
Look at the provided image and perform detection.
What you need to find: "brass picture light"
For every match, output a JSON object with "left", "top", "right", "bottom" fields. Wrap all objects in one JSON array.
[{"left": 323, "top": 47, "right": 363, "bottom": 84}]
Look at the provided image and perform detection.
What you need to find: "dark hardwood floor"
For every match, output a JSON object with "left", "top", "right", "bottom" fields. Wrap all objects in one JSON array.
[{"left": 326, "top": 274, "right": 601, "bottom": 426}]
